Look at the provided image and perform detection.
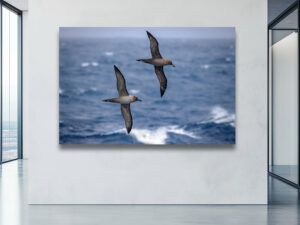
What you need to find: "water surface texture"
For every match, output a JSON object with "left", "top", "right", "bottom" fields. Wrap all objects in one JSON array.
[{"left": 59, "top": 27, "right": 235, "bottom": 144}]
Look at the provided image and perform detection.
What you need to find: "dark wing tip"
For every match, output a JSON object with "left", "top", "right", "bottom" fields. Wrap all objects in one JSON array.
[
  {"left": 160, "top": 88, "right": 165, "bottom": 97},
  {"left": 146, "top": 31, "right": 153, "bottom": 38},
  {"left": 114, "top": 65, "right": 122, "bottom": 75},
  {"left": 126, "top": 127, "right": 132, "bottom": 134},
  {"left": 160, "top": 78, "right": 167, "bottom": 97}
]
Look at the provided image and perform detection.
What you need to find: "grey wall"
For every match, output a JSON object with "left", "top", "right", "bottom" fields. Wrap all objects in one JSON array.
[{"left": 24, "top": 0, "right": 268, "bottom": 204}]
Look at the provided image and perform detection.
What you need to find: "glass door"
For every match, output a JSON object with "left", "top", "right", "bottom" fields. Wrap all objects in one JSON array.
[
  {"left": 0, "top": 3, "right": 22, "bottom": 163},
  {"left": 269, "top": 4, "right": 299, "bottom": 185}
]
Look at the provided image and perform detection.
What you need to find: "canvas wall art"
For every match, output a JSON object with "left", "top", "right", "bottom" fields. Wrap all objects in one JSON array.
[{"left": 59, "top": 27, "right": 236, "bottom": 144}]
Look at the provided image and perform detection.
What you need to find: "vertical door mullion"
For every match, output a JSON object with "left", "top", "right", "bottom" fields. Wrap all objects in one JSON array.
[
  {"left": 17, "top": 12, "right": 21, "bottom": 159},
  {"left": 297, "top": 1, "right": 300, "bottom": 187},
  {"left": 0, "top": 4, "right": 2, "bottom": 165}
]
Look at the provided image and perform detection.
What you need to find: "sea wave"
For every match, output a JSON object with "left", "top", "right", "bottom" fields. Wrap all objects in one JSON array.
[
  {"left": 104, "top": 51, "right": 114, "bottom": 56},
  {"left": 81, "top": 61, "right": 99, "bottom": 67},
  {"left": 99, "top": 125, "right": 198, "bottom": 144},
  {"left": 130, "top": 89, "right": 140, "bottom": 94},
  {"left": 210, "top": 106, "right": 235, "bottom": 127},
  {"left": 76, "top": 87, "right": 98, "bottom": 95},
  {"left": 91, "top": 62, "right": 99, "bottom": 66},
  {"left": 60, "top": 125, "right": 198, "bottom": 145},
  {"left": 225, "top": 57, "right": 231, "bottom": 62},
  {"left": 199, "top": 106, "right": 235, "bottom": 127},
  {"left": 59, "top": 121, "right": 236, "bottom": 145},
  {"left": 81, "top": 62, "right": 90, "bottom": 67},
  {"left": 200, "top": 64, "right": 210, "bottom": 70},
  {"left": 130, "top": 125, "right": 197, "bottom": 144}
]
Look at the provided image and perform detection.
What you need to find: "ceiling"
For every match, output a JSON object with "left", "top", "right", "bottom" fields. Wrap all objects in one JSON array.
[
  {"left": 2, "top": 0, "right": 299, "bottom": 26},
  {"left": 5, "top": 0, "right": 27, "bottom": 11},
  {"left": 3, "top": 0, "right": 298, "bottom": 23}
]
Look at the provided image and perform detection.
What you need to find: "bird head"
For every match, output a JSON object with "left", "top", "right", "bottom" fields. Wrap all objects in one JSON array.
[
  {"left": 133, "top": 96, "right": 142, "bottom": 102},
  {"left": 167, "top": 59, "right": 175, "bottom": 67}
]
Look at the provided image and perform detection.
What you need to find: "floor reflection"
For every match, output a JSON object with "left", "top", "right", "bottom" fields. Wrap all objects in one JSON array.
[
  {"left": 0, "top": 160, "right": 22, "bottom": 225},
  {"left": 270, "top": 165, "right": 298, "bottom": 184},
  {"left": 2, "top": 128, "right": 18, "bottom": 162},
  {"left": 0, "top": 160, "right": 300, "bottom": 225}
]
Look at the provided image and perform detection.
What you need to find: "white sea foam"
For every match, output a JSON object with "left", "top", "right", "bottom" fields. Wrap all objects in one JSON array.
[
  {"left": 90, "top": 87, "right": 98, "bottom": 92},
  {"left": 78, "top": 88, "right": 86, "bottom": 94},
  {"left": 105, "top": 125, "right": 197, "bottom": 144},
  {"left": 211, "top": 106, "right": 235, "bottom": 126},
  {"left": 59, "top": 89, "right": 64, "bottom": 94},
  {"left": 81, "top": 62, "right": 90, "bottom": 67},
  {"left": 225, "top": 57, "right": 231, "bottom": 62},
  {"left": 104, "top": 51, "right": 114, "bottom": 56},
  {"left": 130, "top": 89, "right": 140, "bottom": 94},
  {"left": 201, "top": 64, "right": 210, "bottom": 70},
  {"left": 77, "top": 87, "right": 98, "bottom": 94},
  {"left": 91, "top": 62, "right": 99, "bottom": 66},
  {"left": 130, "top": 125, "right": 197, "bottom": 145}
]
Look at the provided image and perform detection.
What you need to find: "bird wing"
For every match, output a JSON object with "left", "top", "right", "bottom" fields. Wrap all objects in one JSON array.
[
  {"left": 147, "top": 31, "right": 162, "bottom": 59},
  {"left": 114, "top": 65, "right": 129, "bottom": 96},
  {"left": 121, "top": 104, "right": 132, "bottom": 134},
  {"left": 154, "top": 66, "right": 167, "bottom": 97}
]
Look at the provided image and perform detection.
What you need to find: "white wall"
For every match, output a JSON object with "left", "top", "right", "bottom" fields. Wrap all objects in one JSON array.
[
  {"left": 25, "top": 0, "right": 267, "bottom": 204},
  {"left": 272, "top": 32, "right": 298, "bottom": 165}
]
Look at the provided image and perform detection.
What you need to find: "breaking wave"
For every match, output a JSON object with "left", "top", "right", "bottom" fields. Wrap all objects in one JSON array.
[
  {"left": 130, "top": 126, "right": 197, "bottom": 144},
  {"left": 60, "top": 125, "right": 198, "bottom": 145},
  {"left": 204, "top": 106, "right": 235, "bottom": 127}
]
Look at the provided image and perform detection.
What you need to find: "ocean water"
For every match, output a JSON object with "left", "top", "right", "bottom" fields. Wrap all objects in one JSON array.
[{"left": 59, "top": 36, "right": 235, "bottom": 144}]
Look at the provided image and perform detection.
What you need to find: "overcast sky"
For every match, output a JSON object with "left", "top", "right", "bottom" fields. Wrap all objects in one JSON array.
[{"left": 60, "top": 27, "right": 235, "bottom": 39}]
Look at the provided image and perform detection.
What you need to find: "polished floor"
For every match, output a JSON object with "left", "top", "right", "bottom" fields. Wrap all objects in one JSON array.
[{"left": 0, "top": 160, "right": 300, "bottom": 225}]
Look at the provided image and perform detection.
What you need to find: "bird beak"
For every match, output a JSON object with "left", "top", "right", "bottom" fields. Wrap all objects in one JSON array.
[
  {"left": 172, "top": 64, "right": 175, "bottom": 67},
  {"left": 138, "top": 99, "right": 142, "bottom": 102}
]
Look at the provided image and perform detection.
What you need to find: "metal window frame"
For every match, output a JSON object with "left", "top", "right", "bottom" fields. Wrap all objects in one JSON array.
[
  {"left": 0, "top": 0, "right": 22, "bottom": 164},
  {"left": 268, "top": 1, "right": 300, "bottom": 188}
]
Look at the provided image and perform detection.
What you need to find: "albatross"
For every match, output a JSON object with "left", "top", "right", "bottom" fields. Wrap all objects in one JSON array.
[
  {"left": 137, "top": 31, "right": 175, "bottom": 97},
  {"left": 103, "top": 65, "right": 142, "bottom": 134}
]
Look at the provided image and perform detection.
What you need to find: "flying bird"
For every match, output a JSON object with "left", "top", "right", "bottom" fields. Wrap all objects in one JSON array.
[
  {"left": 137, "top": 31, "right": 175, "bottom": 97},
  {"left": 103, "top": 65, "right": 142, "bottom": 134}
]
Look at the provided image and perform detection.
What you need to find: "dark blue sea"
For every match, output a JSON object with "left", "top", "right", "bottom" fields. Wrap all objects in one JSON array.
[{"left": 59, "top": 36, "right": 235, "bottom": 144}]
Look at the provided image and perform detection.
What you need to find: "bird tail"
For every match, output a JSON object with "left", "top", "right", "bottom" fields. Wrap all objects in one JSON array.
[
  {"left": 103, "top": 98, "right": 119, "bottom": 103},
  {"left": 136, "top": 59, "right": 149, "bottom": 63}
]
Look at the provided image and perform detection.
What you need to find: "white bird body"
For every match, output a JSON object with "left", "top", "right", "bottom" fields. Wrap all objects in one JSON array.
[
  {"left": 116, "top": 96, "right": 136, "bottom": 104},
  {"left": 138, "top": 58, "right": 173, "bottom": 67}
]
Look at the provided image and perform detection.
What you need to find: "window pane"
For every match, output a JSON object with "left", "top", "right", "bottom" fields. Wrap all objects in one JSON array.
[
  {"left": 2, "top": 7, "right": 19, "bottom": 162},
  {"left": 273, "top": 8, "right": 298, "bottom": 30},
  {"left": 270, "top": 31, "right": 299, "bottom": 184}
]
